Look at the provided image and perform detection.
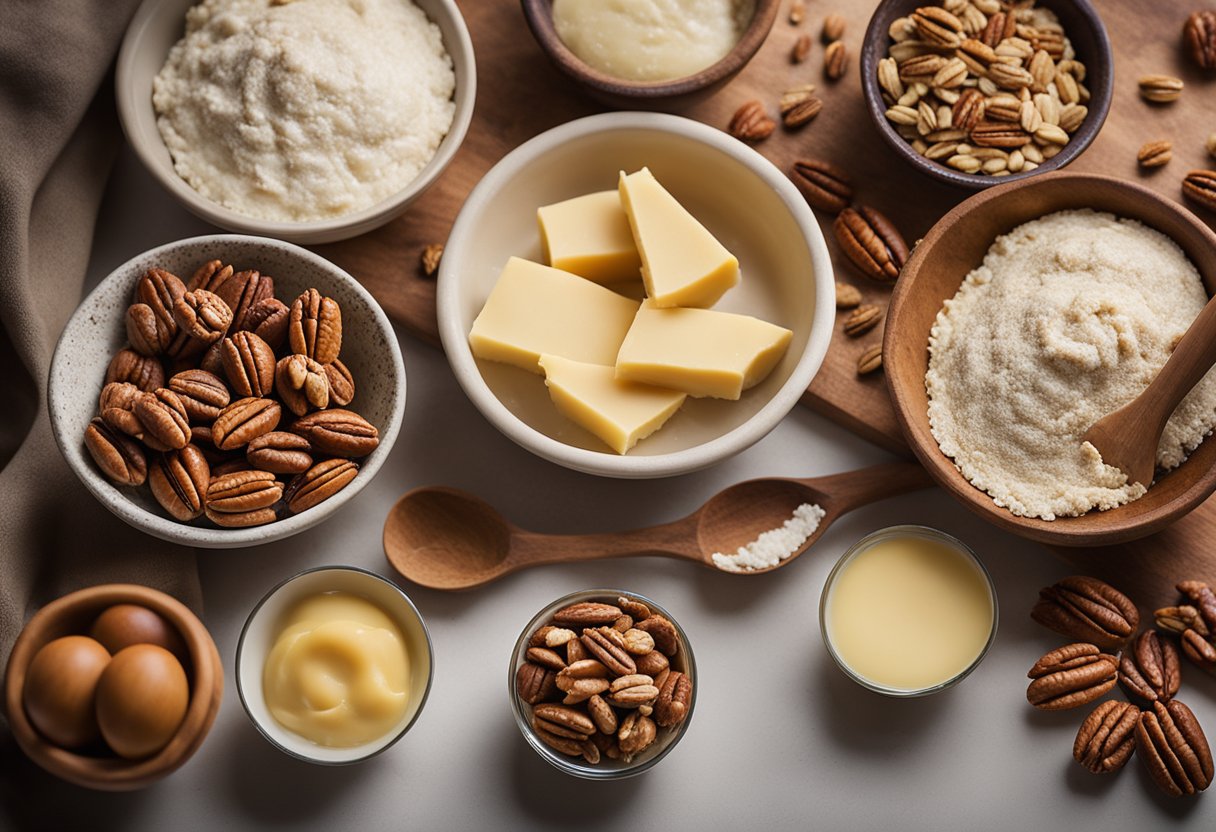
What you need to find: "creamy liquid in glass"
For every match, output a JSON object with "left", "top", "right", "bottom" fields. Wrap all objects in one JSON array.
[
  {"left": 825, "top": 534, "right": 994, "bottom": 692},
  {"left": 263, "top": 592, "right": 410, "bottom": 747},
  {"left": 551, "top": 0, "right": 756, "bottom": 82}
]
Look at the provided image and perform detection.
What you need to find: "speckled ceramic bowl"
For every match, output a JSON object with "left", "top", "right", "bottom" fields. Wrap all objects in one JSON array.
[
  {"left": 116, "top": 0, "right": 475, "bottom": 244},
  {"left": 48, "top": 235, "right": 406, "bottom": 549}
]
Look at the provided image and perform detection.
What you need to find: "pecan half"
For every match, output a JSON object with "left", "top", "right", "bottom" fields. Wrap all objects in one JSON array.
[
  {"left": 1026, "top": 643, "right": 1118, "bottom": 710},
  {"left": 635, "top": 614, "right": 680, "bottom": 656},
  {"left": 791, "top": 158, "right": 853, "bottom": 214},
  {"left": 105, "top": 348, "right": 165, "bottom": 392},
  {"left": 833, "top": 206, "right": 908, "bottom": 283},
  {"left": 654, "top": 670, "right": 693, "bottom": 727},
  {"left": 241, "top": 297, "right": 290, "bottom": 350},
  {"left": 823, "top": 40, "right": 848, "bottom": 80},
  {"left": 618, "top": 712, "right": 657, "bottom": 756},
  {"left": 187, "top": 260, "right": 233, "bottom": 293},
  {"left": 1074, "top": 700, "right": 1139, "bottom": 774},
  {"left": 84, "top": 417, "right": 147, "bottom": 486},
  {"left": 134, "top": 388, "right": 191, "bottom": 451},
  {"left": 533, "top": 704, "right": 594, "bottom": 740},
  {"left": 622, "top": 628, "right": 655, "bottom": 655},
  {"left": 617, "top": 596, "right": 652, "bottom": 620},
  {"left": 555, "top": 660, "right": 610, "bottom": 692},
  {"left": 1119, "top": 629, "right": 1181, "bottom": 704},
  {"left": 99, "top": 382, "right": 144, "bottom": 437},
  {"left": 289, "top": 409, "right": 378, "bottom": 457},
  {"left": 246, "top": 431, "right": 312, "bottom": 475},
  {"left": 214, "top": 269, "right": 274, "bottom": 332},
  {"left": 284, "top": 459, "right": 358, "bottom": 513},
  {"left": 608, "top": 674, "right": 659, "bottom": 708},
  {"left": 289, "top": 289, "right": 342, "bottom": 365},
  {"left": 970, "top": 121, "right": 1031, "bottom": 149},
  {"left": 1030, "top": 576, "right": 1139, "bottom": 649},
  {"left": 125, "top": 269, "right": 185, "bottom": 356},
  {"left": 553, "top": 601, "right": 621, "bottom": 626},
  {"left": 168, "top": 369, "right": 230, "bottom": 423},
  {"left": 1137, "top": 700, "right": 1214, "bottom": 796},
  {"left": 635, "top": 649, "right": 669, "bottom": 678},
  {"left": 1185, "top": 11, "right": 1216, "bottom": 70},
  {"left": 221, "top": 331, "right": 276, "bottom": 398},
  {"left": 526, "top": 647, "right": 567, "bottom": 672},
  {"left": 1182, "top": 170, "right": 1216, "bottom": 213},
  {"left": 516, "top": 662, "right": 558, "bottom": 705},
  {"left": 912, "top": 6, "right": 963, "bottom": 48},
  {"left": 323, "top": 359, "right": 355, "bottom": 407},
  {"left": 843, "top": 304, "right": 882, "bottom": 337},
  {"left": 587, "top": 694, "right": 617, "bottom": 735},
  {"left": 212, "top": 397, "right": 282, "bottom": 451},
  {"left": 204, "top": 470, "right": 282, "bottom": 527},
  {"left": 148, "top": 444, "right": 210, "bottom": 521},
  {"left": 728, "top": 100, "right": 775, "bottom": 142},
  {"left": 172, "top": 289, "right": 233, "bottom": 348},
  {"left": 951, "top": 88, "right": 986, "bottom": 133},
  {"left": 534, "top": 728, "right": 585, "bottom": 757},
  {"left": 581, "top": 627, "right": 637, "bottom": 677},
  {"left": 276, "top": 354, "right": 331, "bottom": 416}
]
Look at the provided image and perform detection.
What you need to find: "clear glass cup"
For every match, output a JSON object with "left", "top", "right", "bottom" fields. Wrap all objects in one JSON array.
[
  {"left": 818, "top": 525, "right": 998, "bottom": 697},
  {"left": 509, "top": 588, "right": 697, "bottom": 780}
]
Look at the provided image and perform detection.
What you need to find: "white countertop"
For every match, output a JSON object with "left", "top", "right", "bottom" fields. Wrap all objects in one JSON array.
[{"left": 4, "top": 147, "right": 1215, "bottom": 831}]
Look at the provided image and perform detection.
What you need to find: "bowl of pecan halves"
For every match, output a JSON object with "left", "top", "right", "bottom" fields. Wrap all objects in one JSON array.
[
  {"left": 510, "top": 589, "right": 696, "bottom": 779},
  {"left": 49, "top": 234, "right": 406, "bottom": 548}
]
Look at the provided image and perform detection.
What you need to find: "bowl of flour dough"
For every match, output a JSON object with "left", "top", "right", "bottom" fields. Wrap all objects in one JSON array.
[
  {"left": 116, "top": 0, "right": 475, "bottom": 244},
  {"left": 885, "top": 172, "right": 1216, "bottom": 547}
]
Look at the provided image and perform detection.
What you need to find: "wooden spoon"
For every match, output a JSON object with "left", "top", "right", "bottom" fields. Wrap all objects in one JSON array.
[
  {"left": 382, "top": 462, "right": 932, "bottom": 590},
  {"left": 1082, "top": 294, "right": 1216, "bottom": 487}
]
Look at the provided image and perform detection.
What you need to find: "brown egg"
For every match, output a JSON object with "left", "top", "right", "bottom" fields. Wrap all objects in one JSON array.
[
  {"left": 90, "top": 604, "right": 187, "bottom": 660},
  {"left": 95, "top": 644, "right": 189, "bottom": 760},
  {"left": 22, "top": 635, "right": 111, "bottom": 748}
]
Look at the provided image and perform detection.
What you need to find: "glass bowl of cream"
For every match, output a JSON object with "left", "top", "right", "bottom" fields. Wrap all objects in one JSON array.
[
  {"left": 236, "top": 566, "right": 434, "bottom": 764},
  {"left": 819, "top": 526, "right": 998, "bottom": 697}
]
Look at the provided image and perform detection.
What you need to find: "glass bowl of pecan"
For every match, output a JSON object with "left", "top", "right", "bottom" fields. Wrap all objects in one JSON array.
[
  {"left": 47, "top": 234, "right": 406, "bottom": 548},
  {"left": 509, "top": 589, "right": 697, "bottom": 779},
  {"left": 860, "top": 0, "right": 1113, "bottom": 189}
]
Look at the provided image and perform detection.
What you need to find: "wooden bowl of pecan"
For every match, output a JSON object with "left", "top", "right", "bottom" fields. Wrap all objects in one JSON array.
[
  {"left": 48, "top": 235, "right": 406, "bottom": 548},
  {"left": 510, "top": 589, "right": 696, "bottom": 778},
  {"left": 860, "top": 0, "right": 1113, "bottom": 189}
]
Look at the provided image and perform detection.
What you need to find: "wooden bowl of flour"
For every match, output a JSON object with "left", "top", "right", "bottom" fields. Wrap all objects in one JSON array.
[{"left": 885, "top": 172, "right": 1216, "bottom": 546}]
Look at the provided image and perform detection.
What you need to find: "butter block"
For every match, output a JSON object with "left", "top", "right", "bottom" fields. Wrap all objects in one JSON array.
[
  {"left": 618, "top": 167, "right": 740, "bottom": 308},
  {"left": 539, "top": 354, "right": 686, "bottom": 454},
  {"left": 615, "top": 300, "right": 793, "bottom": 399},
  {"left": 538, "top": 191, "right": 643, "bottom": 284},
  {"left": 469, "top": 257, "right": 639, "bottom": 373}
]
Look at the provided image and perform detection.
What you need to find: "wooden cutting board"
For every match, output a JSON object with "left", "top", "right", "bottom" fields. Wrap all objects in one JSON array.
[{"left": 318, "top": 0, "right": 1216, "bottom": 603}]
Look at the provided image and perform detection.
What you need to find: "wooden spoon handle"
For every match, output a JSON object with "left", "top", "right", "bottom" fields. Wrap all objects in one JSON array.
[
  {"left": 1138, "top": 294, "right": 1216, "bottom": 432},
  {"left": 508, "top": 517, "right": 703, "bottom": 569},
  {"left": 797, "top": 461, "right": 934, "bottom": 513}
]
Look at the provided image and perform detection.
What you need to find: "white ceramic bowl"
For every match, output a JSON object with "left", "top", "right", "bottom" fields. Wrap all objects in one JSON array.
[
  {"left": 48, "top": 234, "right": 406, "bottom": 549},
  {"left": 235, "top": 566, "right": 434, "bottom": 765},
  {"left": 115, "top": 0, "right": 476, "bottom": 244},
  {"left": 436, "top": 112, "right": 834, "bottom": 478}
]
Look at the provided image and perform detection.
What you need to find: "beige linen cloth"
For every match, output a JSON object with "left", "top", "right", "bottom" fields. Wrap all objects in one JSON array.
[{"left": 0, "top": 0, "right": 201, "bottom": 729}]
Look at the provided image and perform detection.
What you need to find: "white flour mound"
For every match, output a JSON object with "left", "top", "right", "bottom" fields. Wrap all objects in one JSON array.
[
  {"left": 927, "top": 209, "right": 1216, "bottom": 520},
  {"left": 711, "top": 503, "right": 826, "bottom": 573},
  {"left": 154, "top": 0, "right": 455, "bottom": 222}
]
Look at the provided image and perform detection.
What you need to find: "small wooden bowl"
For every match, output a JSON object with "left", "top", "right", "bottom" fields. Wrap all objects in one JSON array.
[
  {"left": 860, "top": 0, "right": 1113, "bottom": 190},
  {"left": 885, "top": 173, "right": 1216, "bottom": 547},
  {"left": 3, "top": 584, "right": 223, "bottom": 790},
  {"left": 520, "top": 0, "right": 780, "bottom": 108}
]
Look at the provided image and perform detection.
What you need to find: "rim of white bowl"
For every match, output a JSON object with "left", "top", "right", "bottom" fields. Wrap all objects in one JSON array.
[
  {"left": 436, "top": 111, "right": 836, "bottom": 479},
  {"left": 48, "top": 234, "right": 407, "bottom": 549},
  {"left": 115, "top": 0, "right": 477, "bottom": 245}
]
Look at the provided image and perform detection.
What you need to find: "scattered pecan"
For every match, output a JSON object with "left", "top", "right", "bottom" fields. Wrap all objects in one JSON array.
[
  {"left": 1137, "top": 140, "right": 1173, "bottom": 168},
  {"left": 823, "top": 40, "right": 848, "bottom": 80},
  {"left": 1182, "top": 170, "right": 1216, "bottom": 213},
  {"left": 1026, "top": 643, "right": 1118, "bottom": 710},
  {"left": 1074, "top": 700, "right": 1139, "bottom": 774},
  {"left": 856, "top": 343, "right": 883, "bottom": 376},
  {"left": 843, "top": 304, "right": 882, "bottom": 337},
  {"left": 1137, "top": 700, "right": 1214, "bottom": 796},
  {"left": 791, "top": 158, "right": 853, "bottom": 214},
  {"left": 833, "top": 206, "right": 909, "bottom": 283},
  {"left": 1119, "top": 629, "right": 1181, "bottom": 704},
  {"left": 1184, "top": 11, "right": 1216, "bottom": 70},
  {"left": 728, "top": 100, "right": 776, "bottom": 142},
  {"left": 1030, "top": 575, "right": 1139, "bottom": 649}
]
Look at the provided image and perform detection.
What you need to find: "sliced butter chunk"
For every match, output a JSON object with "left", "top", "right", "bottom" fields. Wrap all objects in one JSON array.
[
  {"left": 469, "top": 257, "right": 639, "bottom": 373},
  {"left": 616, "top": 300, "right": 793, "bottom": 400},
  {"left": 618, "top": 167, "right": 740, "bottom": 308},
  {"left": 538, "top": 190, "right": 643, "bottom": 284},
  {"left": 539, "top": 354, "right": 686, "bottom": 454}
]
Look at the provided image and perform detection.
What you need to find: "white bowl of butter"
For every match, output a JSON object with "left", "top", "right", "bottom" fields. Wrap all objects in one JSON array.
[
  {"left": 437, "top": 112, "right": 834, "bottom": 478},
  {"left": 236, "top": 566, "right": 434, "bottom": 764}
]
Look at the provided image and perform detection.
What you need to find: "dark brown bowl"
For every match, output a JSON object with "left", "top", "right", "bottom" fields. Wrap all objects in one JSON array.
[
  {"left": 860, "top": 0, "right": 1113, "bottom": 190},
  {"left": 3, "top": 584, "right": 223, "bottom": 790},
  {"left": 520, "top": 0, "right": 780, "bottom": 108},
  {"left": 885, "top": 173, "right": 1216, "bottom": 547}
]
